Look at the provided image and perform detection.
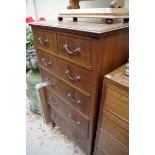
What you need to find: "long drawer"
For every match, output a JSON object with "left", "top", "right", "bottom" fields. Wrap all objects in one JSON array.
[
  {"left": 50, "top": 106, "right": 88, "bottom": 154},
  {"left": 37, "top": 50, "right": 91, "bottom": 94},
  {"left": 100, "top": 109, "right": 129, "bottom": 147},
  {"left": 98, "top": 129, "right": 129, "bottom": 155},
  {"left": 33, "top": 29, "right": 56, "bottom": 52},
  {"left": 41, "top": 69, "right": 90, "bottom": 116},
  {"left": 46, "top": 90, "right": 89, "bottom": 138},
  {"left": 57, "top": 33, "right": 92, "bottom": 66},
  {"left": 104, "top": 86, "right": 129, "bottom": 122}
]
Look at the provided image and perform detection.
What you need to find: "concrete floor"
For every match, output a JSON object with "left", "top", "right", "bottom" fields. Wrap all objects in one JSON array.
[{"left": 26, "top": 99, "right": 86, "bottom": 155}]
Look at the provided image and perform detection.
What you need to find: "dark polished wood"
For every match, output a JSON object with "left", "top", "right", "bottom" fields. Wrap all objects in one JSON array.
[
  {"left": 50, "top": 106, "right": 88, "bottom": 152},
  {"left": 37, "top": 50, "right": 91, "bottom": 94},
  {"left": 30, "top": 20, "right": 129, "bottom": 155},
  {"left": 57, "top": 33, "right": 92, "bottom": 66},
  {"left": 46, "top": 89, "right": 89, "bottom": 138},
  {"left": 94, "top": 64, "right": 129, "bottom": 155},
  {"left": 41, "top": 69, "right": 90, "bottom": 116}
]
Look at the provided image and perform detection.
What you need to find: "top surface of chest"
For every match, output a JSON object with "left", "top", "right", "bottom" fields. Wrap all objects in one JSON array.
[
  {"left": 105, "top": 64, "right": 129, "bottom": 89},
  {"left": 30, "top": 20, "right": 129, "bottom": 37}
]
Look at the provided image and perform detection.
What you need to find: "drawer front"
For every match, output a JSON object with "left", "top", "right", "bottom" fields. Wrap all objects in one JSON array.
[
  {"left": 104, "top": 87, "right": 129, "bottom": 121},
  {"left": 47, "top": 90, "right": 89, "bottom": 138},
  {"left": 50, "top": 107, "right": 88, "bottom": 154},
  {"left": 101, "top": 110, "right": 129, "bottom": 147},
  {"left": 37, "top": 50, "right": 91, "bottom": 94},
  {"left": 42, "top": 70, "right": 90, "bottom": 116},
  {"left": 55, "top": 57, "right": 91, "bottom": 94},
  {"left": 37, "top": 50, "right": 56, "bottom": 72},
  {"left": 57, "top": 34, "right": 92, "bottom": 66},
  {"left": 33, "top": 29, "right": 56, "bottom": 52},
  {"left": 98, "top": 130, "right": 129, "bottom": 155}
]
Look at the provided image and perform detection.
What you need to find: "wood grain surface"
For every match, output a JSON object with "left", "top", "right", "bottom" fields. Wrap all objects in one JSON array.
[
  {"left": 31, "top": 21, "right": 129, "bottom": 155},
  {"left": 94, "top": 65, "right": 129, "bottom": 155}
]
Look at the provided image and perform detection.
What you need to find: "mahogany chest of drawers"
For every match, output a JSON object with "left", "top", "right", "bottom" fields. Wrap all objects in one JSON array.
[
  {"left": 94, "top": 64, "right": 129, "bottom": 155},
  {"left": 30, "top": 20, "right": 129, "bottom": 155}
]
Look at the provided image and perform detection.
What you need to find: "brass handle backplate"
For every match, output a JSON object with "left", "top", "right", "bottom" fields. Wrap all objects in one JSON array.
[
  {"left": 41, "top": 58, "right": 52, "bottom": 66},
  {"left": 67, "top": 92, "right": 81, "bottom": 105},
  {"left": 64, "top": 43, "right": 81, "bottom": 55},
  {"left": 65, "top": 69, "right": 80, "bottom": 81},
  {"left": 38, "top": 37, "right": 48, "bottom": 45}
]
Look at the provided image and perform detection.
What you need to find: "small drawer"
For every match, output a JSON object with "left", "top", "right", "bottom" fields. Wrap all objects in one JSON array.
[
  {"left": 104, "top": 87, "right": 129, "bottom": 121},
  {"left": 47, "top": 90, "right": 89, "bottom": 138},
  {"left": 101, "top": 109, "right": 129, "bottom": 147},
  {"left": 42, "top": 70, "right": 90, "bottom": 117},
  {"left": 37, "top": 50, "right": 56, "bottom": 72},
  {"left": 98, "top": 130, "right": 129, "bottom": 155},
  {"left": 33, "top": 29, "right": 56, "bottom": 52},
  {"left": 57, "top": 34, "right": 92, "bottom": 66},
  {"left": 50, "top": 107, "right": 88, "bottom": 154},
  {"left": 37, "top": 50, "right": 91, "bottom": 94}
]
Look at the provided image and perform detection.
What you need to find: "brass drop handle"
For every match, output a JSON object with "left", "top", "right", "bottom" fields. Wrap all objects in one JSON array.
[
  {"left": 41, "top": 58, "right": 52, "bottom": 66},
  {"left": 49, "top": 97, "right": 58, "bottom": 105},
  {"left": 67, "top": 92, "right": 81, "bottom": 105},
  {"left": 38, "top": 37, "right": 48, "bottom": 45},
  {"left": 65, "top": 69, "right": 80, "bottom": 81},
  {"left": 68, "top": 114, "right": 81, "bottom": 126},
  {"left": 63, "top": 43, "right": 81, "bottom": 55}
]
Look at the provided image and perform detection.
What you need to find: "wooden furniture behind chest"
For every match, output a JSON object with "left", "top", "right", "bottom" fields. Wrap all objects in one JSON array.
[
  {"left": 30, "top": 20, "right": 129, "bottom": 155},
  {"left": 94, "top": 64, "right": 129, "bottom": 155}
]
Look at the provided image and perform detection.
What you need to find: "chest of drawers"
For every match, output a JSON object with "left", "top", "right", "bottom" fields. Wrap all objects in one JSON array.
[
  {"left": 94, "top": 64, "right": 129, "bottom": 155},
  {"left": 30, "top": 20, "right": 129, "bottom": 155}
]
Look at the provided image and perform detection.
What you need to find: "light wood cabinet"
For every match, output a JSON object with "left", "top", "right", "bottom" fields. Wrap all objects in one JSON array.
[{"left": 94, "top": 64, "right": 129, "bottom": 155}]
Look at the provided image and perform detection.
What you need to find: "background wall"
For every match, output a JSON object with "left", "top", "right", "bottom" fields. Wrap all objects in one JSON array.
[
  {"left": 26, "top": 0, "right": 36, "bottom": 19},
  {"left": 33, "top": 0, "right": 68, "bottom": 20},
  {"left": 27, "top": 0, "right": 129, "bottom": 20}
]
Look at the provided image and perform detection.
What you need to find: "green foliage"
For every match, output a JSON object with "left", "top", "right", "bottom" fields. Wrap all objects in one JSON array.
[{"left": 26, "top": 26, "right": 34, "bottom": 49}]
